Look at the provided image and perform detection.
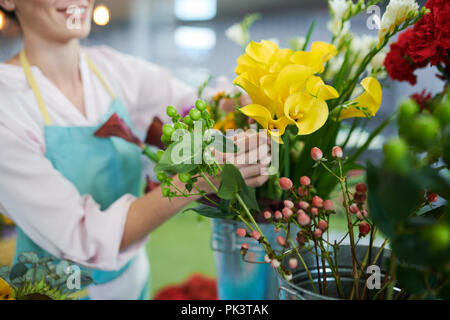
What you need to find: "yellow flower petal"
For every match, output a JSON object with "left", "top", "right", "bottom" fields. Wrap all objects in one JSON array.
[
  {"left": 284, "top": 93, "right": 329, "bottom": 135},
  {"left": 272, "top": 64, "right": 315, "bottom": 103},
  {"left": 240, "top": 104, "right": 292, "bottom": 142},
  {"left": 290, "top": 42, "right": 337, "bottom": 73},
  {"left": 245, "top": 40, "right": 279, "bottom": 64},
  {"left": 0, "top": 278, "right": 13, "bottom": 300},
  {"left": 339, "top": 77, "right": 382, "bottom": 120},
  {"left": 306, "top": 76, "right": 339, "bottom": 100},
  {"left": 234, "top": 74, "right": 279, "bottom": 116}
]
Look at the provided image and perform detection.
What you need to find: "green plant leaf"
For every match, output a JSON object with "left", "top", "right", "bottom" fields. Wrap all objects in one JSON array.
[
  {"left": 217, "top": 164, "right": 260, "bottom": 212},
  {"left": 9, "top": 262, "right": 28, "bottom": 281},
  {"left": 154, "top": 131, "right": 202, "bottom": 173},
  {"left": 18, "top": 252, "right": 39, "bottom": 265},
  {"left": 183, "top": 202, "right": 236, "bottom": 219},
  {"left": 366, "top": 161, "right": 395, "bottom": 237},
  {"left": 396, "top": 264, "right": 426, "bottom": 294}
]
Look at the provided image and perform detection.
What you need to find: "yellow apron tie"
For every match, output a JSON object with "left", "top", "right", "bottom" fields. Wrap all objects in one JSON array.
[
  {"left": 19, "top": 50, "right": 116, "bottom": 126},
  {"left": 19, "top": 50, "right": 52, "bottom": 126}
]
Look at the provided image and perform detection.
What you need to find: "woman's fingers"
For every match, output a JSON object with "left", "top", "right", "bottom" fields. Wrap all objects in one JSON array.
[
  {"left": 244, "top": 175, "right": 270, "bottom": 188},
  {"left": 239, "top": 163, "right": 266, "bottom": 180}
]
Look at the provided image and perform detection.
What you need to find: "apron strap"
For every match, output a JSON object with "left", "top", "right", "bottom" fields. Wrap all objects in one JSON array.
[
  {"left": 84, "top": 54, "right": 117, "bottom": 100},
  {"left": 19, "top": 50, "right": 52, "bottom": 126},
  {"left": 19, "top": 49, "right": 117, "bottom": 126}
]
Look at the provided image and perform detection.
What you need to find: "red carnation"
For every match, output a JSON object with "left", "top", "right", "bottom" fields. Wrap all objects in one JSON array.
[
  {"left": 411, "top": 90, "right": 433, "bottom": 112},
  {"left": 384, "top": 29, "right": 419, "bottom": 85},
  {"left": 182, "top": 274, "right": 218, "bottom": 300},
  {"left": 407, "top": 0, "right": 450, "bottom": 66},
  {"left": 154, "top": 285, "right": 188, "bottom": 300}
]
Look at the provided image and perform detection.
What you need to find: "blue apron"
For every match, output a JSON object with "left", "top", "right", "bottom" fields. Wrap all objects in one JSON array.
[{"left": 14, "top": 49, "right": 149, "bottom": 300}]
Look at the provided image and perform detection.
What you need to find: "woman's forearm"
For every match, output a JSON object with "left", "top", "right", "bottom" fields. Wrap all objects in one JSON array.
[{"left": 120, "top": 175, "right": 207, "bottom": 251}]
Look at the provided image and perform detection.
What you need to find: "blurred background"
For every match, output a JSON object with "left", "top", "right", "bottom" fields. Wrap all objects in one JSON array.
[{"left": 0, "top": 0, "right": 442, "bottom": 297}]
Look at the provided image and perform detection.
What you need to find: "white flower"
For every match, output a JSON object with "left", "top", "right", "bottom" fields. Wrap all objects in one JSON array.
[
  {"left": 225, "top": 23, "right": 248, "bottom": 48},
  {"left": 371, "top": 50, "right": 387, "bottom": 70},
  {"left": 378, "top": 0, "right": 419, "bottom": 41},
  {"left": 264, "top": 254, "right": 271, "bottom": 263},
  {"left": 329, "top": 0, "right": 351, "bottom": 22},
  {"left": 351, "top": 35, "right": 377, "bottom": 63}
]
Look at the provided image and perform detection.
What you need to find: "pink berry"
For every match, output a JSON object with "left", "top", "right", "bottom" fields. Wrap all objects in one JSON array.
[
  {"left": 282, "top": 207, "right": 293, "bottom": 219},
  {"left": 299, "top": 201, "right": 310, "bottom": 210},
  {"left": 251, "top": 230, "right": 261, "bottom": 241},
  {"left": 279, "top": 177, "right": 293, "bottom": 190},
  {"left": 297, "top": 212, "right": 311, "bottom": 226},
  {"left": 241, "top": 243, "right": 249, "bottom": 250},
  {"left": 274, "top": 210, "right": 283, "bottom": 220},
  {"left": 312, "top": 196, "right": 324, "bottom": 208},
  {"left": 355, "top": 183, "right": 367, "bottom": 193},
  {"left": 350, "top": 203, "right": 359, "bottom": 214},
  {"left": 311, "top": 207, "right": 319, "bottom": 216},
  {"left": 264, "top": 254, "right": 271, "bottom": 263},
  {"left": 314, "top": 229, "right": 323, "bottom": 239},
  {"left": 274, "top": 227, "right": 280, "bottom": 233},
  {"left": 311, "top": 147, "right": 323, "bottom": 161},
  {"left": 264, "top": 211, "right": 272, "bottom": 219},
  {"left": 427, "top": 192, "right": 438, "bottom": 203},
  {"left": 284, "top": 200, "right": 294, "bottom": 209},
  {"left": 288, "top": 258, "right": 299, "bottom": 269},
  {"left": 271, "top": 259, "right": 281, "bottom": 268},
  {"left": 276, "top": 236, "right": 287, "bottom": 246},
  {"left": 323, "top": 200, "right": 334, "bottom": 211},
  {"left": 236, "top": 228, "right": 247, "bottom": 237},
  {"left": 359, "top": 222, "right": 371, "bottom": 236},
  {"left": 332, "top": 146, "right": 343, "bottom": 159},
  {"left": 318, "top": 220, "right": 328, "bottom": 231},
  {"left": 300, "top": 176, "right": 311, "bottom": 186}
]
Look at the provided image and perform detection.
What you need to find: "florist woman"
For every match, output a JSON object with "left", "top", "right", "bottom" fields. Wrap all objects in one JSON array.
[{"left": 0, "top": 0, "right": 270, "bottom": 299}]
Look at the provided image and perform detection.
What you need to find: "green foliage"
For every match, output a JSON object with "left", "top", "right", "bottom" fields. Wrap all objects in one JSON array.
[
  {"left": 367, "top": 93, "right": 450, "bottom": 299},
  {"left": 1, "top": 252, "right": 93, "bottom": 300},
  {"left": 218, "top": 164, "right": 260, "bottom": 213}
]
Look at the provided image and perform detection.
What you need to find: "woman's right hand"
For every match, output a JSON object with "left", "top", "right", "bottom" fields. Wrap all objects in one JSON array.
[{"left": 199, "top": 131, "right": 272, "bottom": 192}]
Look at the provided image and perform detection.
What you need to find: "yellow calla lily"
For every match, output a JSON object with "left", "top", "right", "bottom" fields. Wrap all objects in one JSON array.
[
  {"left": 284, "top": 77, "right": 339, "bottom": 135},
  {"left": 240, "top": 104, "right": 292, "bottom": 143},
  {"left": 0, "top": 277, "right": 14, "bottom": 300},
  {"left": 263, "top": 64, "right": 316, "bottom": 107},
  {"left": 339, "top": 77, "right": 382, "bottom": 120},
  {"left": 290, "top": 41, "right": 338, "bottom": 74}
]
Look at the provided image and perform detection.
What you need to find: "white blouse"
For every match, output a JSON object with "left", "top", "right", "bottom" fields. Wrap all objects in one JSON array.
[{"left": 0, "top": 46, "right": 198, "bottom": 270}]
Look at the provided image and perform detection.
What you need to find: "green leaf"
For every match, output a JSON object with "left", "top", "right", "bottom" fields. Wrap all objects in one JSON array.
[
  {"left": 366, "top": 162, "right": 395, "bottom": 237},
  {"left": 217, "top": 164, "right": 260, "bottom": 212},
  {"left": 183, "top": 202, "right": 236, "bottom": 219},
  {"left": 396, "top": 264, "right": 426, "bottom": 294},
  {"left": 9, "top": 262, "right": 28, "bottom": 281},
  {"left": 217, "top": 164, "right": 242, "bottom": 200},
  {"left": 207, "top": 130, "right": 239, "bottom": 154},
  {"left": 154, "top": 131, "right": 202, "bottom": 174},
  {"left": 18, "top": 252, "right": 39, "bottom": 265}
]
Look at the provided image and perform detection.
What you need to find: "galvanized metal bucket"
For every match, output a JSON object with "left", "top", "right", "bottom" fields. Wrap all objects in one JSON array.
[
  {"left": 212, "top": 218, "right": 297, "bottom": 300},
  {"left": 277, "top": 244, "right": 401, "bottom": 300}
]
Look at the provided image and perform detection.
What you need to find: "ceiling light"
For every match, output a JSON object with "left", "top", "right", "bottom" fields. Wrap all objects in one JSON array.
[{"left": 175, "top": 0, "right": 217, "bottom": 21}]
